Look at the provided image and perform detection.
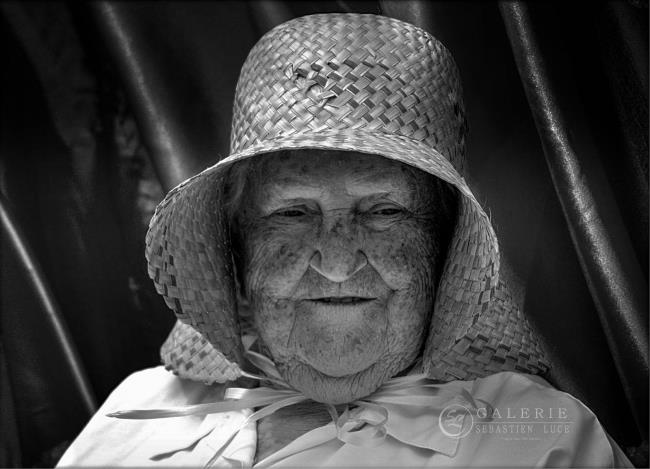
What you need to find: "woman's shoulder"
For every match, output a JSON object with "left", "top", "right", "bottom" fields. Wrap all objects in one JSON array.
[
  {"left": 104, "top": 365, "right": 225, "bottom": 407},
  {"left": 470, "top": 370, "right": 608, "bottom": 439},
  {"left": 461, "top": 371, "right": 632, "bottom": 467},
  {"left": 56, "top": 366, "right": 253, "bottom": 467},
  {"left": 472, "top": 370, "right": 558, "bottom": 394}
]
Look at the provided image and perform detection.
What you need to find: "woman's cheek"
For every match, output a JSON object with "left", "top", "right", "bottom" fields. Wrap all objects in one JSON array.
[
  {"left": 255, "top": 297, "right": 295, "bottom": 361},
  {"left": 244, "top": 224, "right": 313, "bottom": 297},
  {"left": 364, "top": 224, "right": 435, "bottom": 289}
]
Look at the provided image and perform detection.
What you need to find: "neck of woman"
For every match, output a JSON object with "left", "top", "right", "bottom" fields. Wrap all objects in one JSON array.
[{"left": 254, "top": 401, "right": 338, "bottom": 463}]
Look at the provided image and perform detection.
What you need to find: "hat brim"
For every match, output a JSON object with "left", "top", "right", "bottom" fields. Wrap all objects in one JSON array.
[{"left": 149, "top": 129, "right": 547, "bottom": 384}]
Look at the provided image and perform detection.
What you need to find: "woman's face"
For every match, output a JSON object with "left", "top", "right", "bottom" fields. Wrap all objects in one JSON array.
[{"left": 236, "top": 151, "right": 443, "bottom": 404}]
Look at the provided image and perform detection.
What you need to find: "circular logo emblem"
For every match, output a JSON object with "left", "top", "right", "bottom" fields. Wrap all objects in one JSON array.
[{"left": 439, "top": 403, "right": 474, "bottom": 438}]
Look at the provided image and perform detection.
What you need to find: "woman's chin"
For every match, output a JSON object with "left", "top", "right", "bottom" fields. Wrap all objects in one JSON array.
[
  {"left": 300, "top": 352, "right": 377, "bottom": 378},
  {"left": 292, "top": 310, "right": 387, "bottom": 378},
  {"left": 279, "top": 360, "right": 393, "bottom": 405}
]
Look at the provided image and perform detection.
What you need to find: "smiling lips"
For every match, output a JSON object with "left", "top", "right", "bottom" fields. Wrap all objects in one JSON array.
[{"left": 308, "top": 297, "right": 375, "bottom": 304}]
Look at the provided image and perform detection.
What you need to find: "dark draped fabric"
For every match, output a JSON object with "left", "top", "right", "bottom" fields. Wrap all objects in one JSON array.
[{"left": 0, "top": 1, "right": 647, "bottom": 466}]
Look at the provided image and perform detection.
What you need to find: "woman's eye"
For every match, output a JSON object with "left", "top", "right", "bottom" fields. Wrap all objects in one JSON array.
[
  {"left": 369, "top": 206, "right": 403, "bottom": 216},
  {"left": 274, "top": 208, "right": 307, "bottom": 217}
]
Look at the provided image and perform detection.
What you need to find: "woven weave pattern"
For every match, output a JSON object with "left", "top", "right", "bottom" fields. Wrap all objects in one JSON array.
[
  {"left": 232, "top": 14, "right": 467, "bottom": 174},
  {"left": 146, "top": 173, "right": 242, "bottom": 362},
  {"left": 427, "top": 279, "right": 548, "bottom": 380},
  {"left": 146, "top": 13, "right": 550, "bottom": 386},
  {"left": 161, "top": 321, "right": 242, "bottom": 384}
]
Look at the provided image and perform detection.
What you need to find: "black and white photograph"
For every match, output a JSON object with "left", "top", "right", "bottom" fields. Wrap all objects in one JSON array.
[{"left": 0, "top": 1, "right": 647, "bottom": 467}]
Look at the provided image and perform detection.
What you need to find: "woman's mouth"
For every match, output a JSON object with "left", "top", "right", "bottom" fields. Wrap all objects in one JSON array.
[{"left": 309, "top": 296, "right": 375, "bottom": 305}]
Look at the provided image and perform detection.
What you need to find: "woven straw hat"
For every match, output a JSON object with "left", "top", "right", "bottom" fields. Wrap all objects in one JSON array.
[{"left": 148, "top": 13, "right": 548, "bottom": 386}]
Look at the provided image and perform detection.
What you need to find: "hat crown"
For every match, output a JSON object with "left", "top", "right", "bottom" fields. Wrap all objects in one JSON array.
[{"left": 230, "top": 13, "right": 468, "bottom": 173}]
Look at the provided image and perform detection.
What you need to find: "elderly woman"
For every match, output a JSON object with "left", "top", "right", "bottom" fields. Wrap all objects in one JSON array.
[{"left": 58, "top": 13, "right": 631, "bottom": 467}]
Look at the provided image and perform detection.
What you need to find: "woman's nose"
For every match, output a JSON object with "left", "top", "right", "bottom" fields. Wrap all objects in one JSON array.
[
  {"left": 309, "top": 218, "right": 368, "bottom": 282},
  {"left": 309, "top": 249, "right": 368, "bottom": 283}
]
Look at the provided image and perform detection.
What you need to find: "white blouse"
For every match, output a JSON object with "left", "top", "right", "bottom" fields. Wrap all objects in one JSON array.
[{"left": 57, "top": 366, "right": 632, "bottom": 467}]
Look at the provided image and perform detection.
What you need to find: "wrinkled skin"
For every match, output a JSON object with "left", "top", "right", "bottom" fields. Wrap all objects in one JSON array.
[{"left": 236, "top": 151, "right": 441, "bottom": 404}]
